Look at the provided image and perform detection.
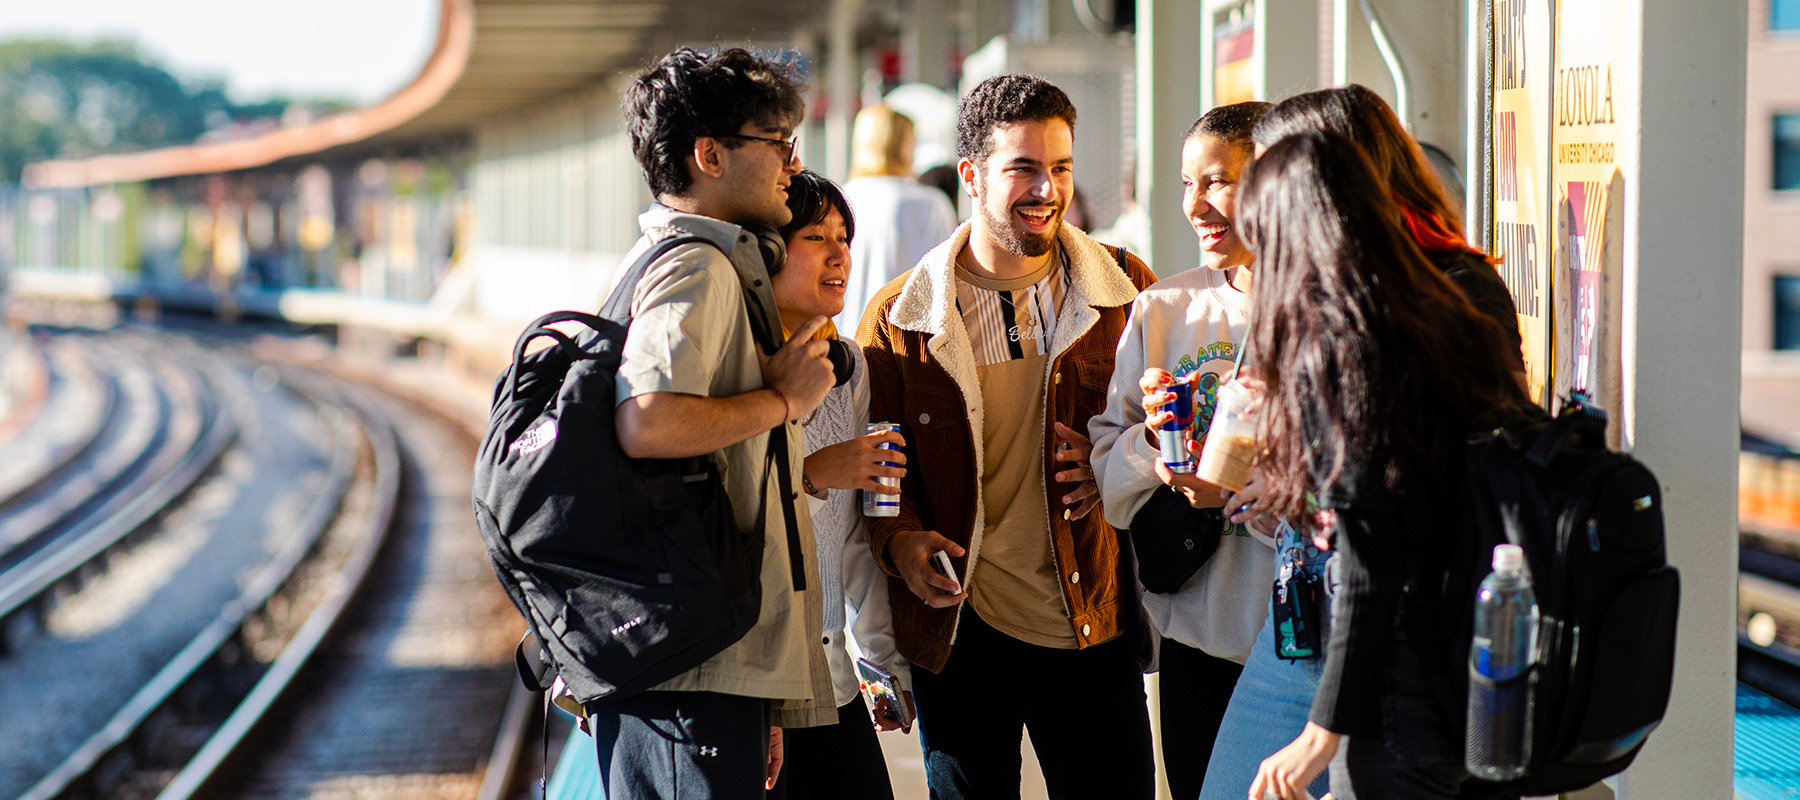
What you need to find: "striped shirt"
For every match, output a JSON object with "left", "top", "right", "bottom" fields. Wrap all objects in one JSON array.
[
  {"left": 955, "top": 252, "right": 1071, "bottom": 368},
  {"left": 953, "top": 247, "right": 1080, "bottom": 648}
]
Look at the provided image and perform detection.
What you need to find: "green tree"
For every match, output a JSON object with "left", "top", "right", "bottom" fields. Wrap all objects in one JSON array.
[{"left": 0, "top": 39, "right": 348, "bottom": 182}]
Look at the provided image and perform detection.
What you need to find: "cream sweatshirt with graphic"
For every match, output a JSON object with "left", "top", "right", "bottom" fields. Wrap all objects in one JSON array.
[{"left": 1088, "top": 267, "right": 1274, "bottom": 663}]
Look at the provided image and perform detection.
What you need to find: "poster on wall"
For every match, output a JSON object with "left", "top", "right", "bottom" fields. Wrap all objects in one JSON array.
[
  {"left": 1550, "top": 0, "right": 1638, "bottom": 442},
  {"left": 1489, "top": 0, "right": 1554, "bottom": 405},
  {"left": 1213, "top": 2, "right": 1256, "bottom": 105}
]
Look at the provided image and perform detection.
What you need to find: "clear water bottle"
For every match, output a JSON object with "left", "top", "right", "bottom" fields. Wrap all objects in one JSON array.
[{"left": 1465, "top": 543, "right": 1539, "bottom": 781}]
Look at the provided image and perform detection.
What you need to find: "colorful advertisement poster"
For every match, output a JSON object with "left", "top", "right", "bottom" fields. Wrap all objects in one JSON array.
[
  {"left": 1213, "top": 2, "right": 1256, "bottom": 106},
  {"left": 1489, "top": 0, "right": 1553, "bottom": 405},
  {"left": 1550, "top": 0, "right": 1638, "bottom": 441}
]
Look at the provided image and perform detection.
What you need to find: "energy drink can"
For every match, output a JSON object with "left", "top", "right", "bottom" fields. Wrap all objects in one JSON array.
[
  {"left": 863, "top": 422, "right": 902, "bottom": 517},
  {"left": 1158, "top": 379, "right": 1196, "bottom": 473}
]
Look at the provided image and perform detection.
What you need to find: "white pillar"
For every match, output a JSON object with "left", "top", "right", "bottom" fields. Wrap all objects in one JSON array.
[
  {"left": 1616, "top": 0, "right": 1744, "bottom": 795},
  {"left": 1136, "top": 0, "right": 1201, "bottom": 278},
  {"left": 1261, "top": 0, "right": 1322, "bottom": 101},
  {"left": 904, "top": 0, "right": 952, "bottom": 88},
  {"left": 827, "top": 0, "right": 862, "bottom": 182}
]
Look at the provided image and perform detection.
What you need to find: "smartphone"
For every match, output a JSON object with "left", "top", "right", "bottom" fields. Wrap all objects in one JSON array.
[
  {"left": 856, "top": 657, "right": 913, "bottom": 731},
  {"left": 929, "top": 550, "right": 961, "bottom": 595}
]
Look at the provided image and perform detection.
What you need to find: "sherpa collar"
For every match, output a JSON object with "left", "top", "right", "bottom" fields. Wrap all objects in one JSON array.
[{"left": 886, "top": 219, "right": 1140, "bottom": 343}]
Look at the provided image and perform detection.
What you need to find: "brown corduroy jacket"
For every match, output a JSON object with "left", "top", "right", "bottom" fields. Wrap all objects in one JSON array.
[{"left": 854, "top": 222, "right": 1157, "bottom": 673}]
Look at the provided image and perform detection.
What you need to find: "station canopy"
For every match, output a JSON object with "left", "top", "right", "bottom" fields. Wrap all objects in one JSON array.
[{"left": 25, "top": 0, "right": 829, "bottom": 188}]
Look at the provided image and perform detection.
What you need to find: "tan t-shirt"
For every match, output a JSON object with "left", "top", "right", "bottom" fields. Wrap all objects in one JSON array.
[{"left": 955, "top": 253, "right": 1079, "bottom": 649}]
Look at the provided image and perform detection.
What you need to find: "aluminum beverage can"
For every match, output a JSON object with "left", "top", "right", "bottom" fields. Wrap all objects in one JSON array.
[
  {"left": 1158, "top": 380, "right": 1196, "bottom": 473},
  {"left": 863, "top": 422, "right": 902, "bottom": 517}
]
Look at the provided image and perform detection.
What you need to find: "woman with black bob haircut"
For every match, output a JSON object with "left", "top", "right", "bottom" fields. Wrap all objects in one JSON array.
[
  {"left": 765, "top": 169, "right": 914, "bottom": 800},
  {"left": 1236, "top": 131, "right": 1538, "bottom": 800},
  {"left": 1251, "top": 85, "right": 1526, "bottom": 384}
]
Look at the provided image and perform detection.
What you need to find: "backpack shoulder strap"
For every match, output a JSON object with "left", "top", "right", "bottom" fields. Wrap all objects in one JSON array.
[
  {"left": 1525, "top": 403, "right": 1606, "bottom": 468},
  {"left": 589, "top": 231, "right": 811, "bottom": 594},
  {"left": 598, "top": 235, "right": 719, "bottom": 324}
]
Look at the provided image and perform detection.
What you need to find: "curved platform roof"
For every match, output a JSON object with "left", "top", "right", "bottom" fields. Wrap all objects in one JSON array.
[{"left": 24, "top": 0, "right": 824, "bottom": 189}]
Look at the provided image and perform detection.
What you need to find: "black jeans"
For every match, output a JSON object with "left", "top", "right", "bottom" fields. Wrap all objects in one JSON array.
[
  {"left": 911, "top": 608, "right": 1155, "bottom": 800},
  {"left": 1158, "top": 637, "right": 1245, "bottom": 800},
  {"left": 589, "top": 690, "right": 771, "bottom": 799},
  {"left": 1329, "top": 635, "right": 1519, "bottom": 800},
  {"left": 770, "top": 694, "right": 895, "bottom": 800}
]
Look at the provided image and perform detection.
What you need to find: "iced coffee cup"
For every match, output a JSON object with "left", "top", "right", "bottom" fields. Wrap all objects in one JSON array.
[{"left": 1195, "top": 378, "right": 1259, "bottom": 493}]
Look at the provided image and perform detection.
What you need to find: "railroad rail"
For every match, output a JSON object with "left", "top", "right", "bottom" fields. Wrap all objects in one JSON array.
[
  {"left": 0, "top": 338, "right": 119, "bottom": 518},
  {"left": 0, "top": 325, "right": 528, "bottom": 799},
  {"left": 0, "top": 337, "right": 237, "bottom": 654}
]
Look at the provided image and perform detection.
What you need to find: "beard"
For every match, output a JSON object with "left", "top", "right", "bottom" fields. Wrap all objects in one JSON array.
[{"left": 979, "top": 198, "right": 1062, "bottom": 258}]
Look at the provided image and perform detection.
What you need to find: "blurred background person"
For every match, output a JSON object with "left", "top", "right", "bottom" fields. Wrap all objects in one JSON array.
[
  {"left": 1064, "top": 184, "right": 1092, "bottom": 232},
  {"left": 917, "top": 164, "right": 963, "bottom": 214},
  {"left": 838, "top": 104, "right": 957, "bottom": 334}
]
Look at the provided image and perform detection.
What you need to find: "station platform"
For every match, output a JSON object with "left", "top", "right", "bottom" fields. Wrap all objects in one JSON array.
[
  {"left": 1737, "top": 684, "right": 1800, "bottom": 800},
  {"left": 542, "top": 708, "right": 1050, "bottom": 799},
  {"left": 538, "top": 683, "right": 1800, "bottom": 800}
]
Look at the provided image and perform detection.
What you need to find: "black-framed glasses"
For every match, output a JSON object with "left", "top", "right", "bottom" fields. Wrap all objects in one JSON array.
[{"left": 715, "top": 133, "right": 800, "bottom": 163}]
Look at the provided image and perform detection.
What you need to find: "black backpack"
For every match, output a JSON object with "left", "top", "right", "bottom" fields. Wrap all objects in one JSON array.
[
  {"left": 1451, "top": 395, "right": 1680, "bottom": 794},
  {"left": 472, "top": 235, "right": 775, "bottom": 706}
]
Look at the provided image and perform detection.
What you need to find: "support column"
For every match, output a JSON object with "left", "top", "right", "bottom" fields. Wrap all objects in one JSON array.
[
  {"left": 1136, "top": 0, "right": 1201, "bottom": 277},
  {"left": 904, "top": 0, "right": 952, "bottom": 88},
  {"left": 1260, "top": 0, "right": 1322, "bottom": 100},
  {"left": 1616, "top": 0, "right": 1744, "bottom": 794},
  {"left": 964, "top": 0, "right": 1009, "bottom": 73},
  {"left": 827, "top": 0, "right": 862, "bottom": 182}
]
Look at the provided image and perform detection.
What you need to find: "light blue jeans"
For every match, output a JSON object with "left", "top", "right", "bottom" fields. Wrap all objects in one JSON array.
[{"left": 1197, "top": 607, "right": 1332, "bottom": 800}]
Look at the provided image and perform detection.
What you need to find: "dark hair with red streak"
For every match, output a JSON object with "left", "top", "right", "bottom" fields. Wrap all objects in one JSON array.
[
  {"left": 1252, "top": 85, "right": 1492, "bottom": 263},
  {"left": 1235, "top": 130, "right": 1531, "bottom": 518}
]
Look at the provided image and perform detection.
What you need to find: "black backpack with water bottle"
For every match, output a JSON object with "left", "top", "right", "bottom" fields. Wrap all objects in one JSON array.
[{"left": 1449, "top": 394, "right": 1681, "bottom": 794}]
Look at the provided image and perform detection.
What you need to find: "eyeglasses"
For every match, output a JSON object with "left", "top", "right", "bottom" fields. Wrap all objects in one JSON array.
[{"left": 716, "top": 132, "right": 801, "bottom": 164}]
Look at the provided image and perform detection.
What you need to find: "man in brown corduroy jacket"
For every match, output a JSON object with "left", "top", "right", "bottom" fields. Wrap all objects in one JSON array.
[{"left": 855, "top": 74, "right": 1158, "bottom": 799}]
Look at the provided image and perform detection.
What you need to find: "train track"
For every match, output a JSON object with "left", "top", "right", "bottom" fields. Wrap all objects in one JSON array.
[
  {"left": 0, "top": 337, "right": 119, "bottom": 520},
  {"left": 0, "top": 334, "right": 236, "bottom": 648},
  {"left": 0, "top": 325, "right": 530, "bottom": 800}
]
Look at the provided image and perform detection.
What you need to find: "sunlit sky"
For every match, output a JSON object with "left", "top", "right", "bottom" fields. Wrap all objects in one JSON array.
[{"left": 0, "top": 0, "right": 439, "bottom": 105}]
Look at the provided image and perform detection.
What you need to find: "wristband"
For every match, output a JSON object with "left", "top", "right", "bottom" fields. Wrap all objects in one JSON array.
[{"left": 770, "top": 387, "right": 790, "bottom": 424}]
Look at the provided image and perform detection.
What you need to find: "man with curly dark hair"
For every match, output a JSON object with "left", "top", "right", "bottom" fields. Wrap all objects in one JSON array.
[
  {"left": 596, "top": 46, "right": 838, "bottom": 798},
  {"left": 856, "top": 73, "right": 1159, "bottom": 798}
]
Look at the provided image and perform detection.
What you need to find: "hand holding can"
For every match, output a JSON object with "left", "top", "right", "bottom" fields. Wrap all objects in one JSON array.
[
  {"left": 1156, "top": 377, "right": 1198, "bottom": 473},
  {"left": 863, "top": 422, "right": 903, "bottom": 517}
]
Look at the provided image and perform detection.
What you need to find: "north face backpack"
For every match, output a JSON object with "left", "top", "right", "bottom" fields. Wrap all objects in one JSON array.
[
  {"left": 471, "top": 236, "right": 767, "bottom": 706},
  {"left": 1449, "top": 395, "right": 1681, "bottom": 794}
]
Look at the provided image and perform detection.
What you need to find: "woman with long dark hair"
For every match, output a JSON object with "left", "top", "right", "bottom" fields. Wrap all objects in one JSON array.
[
  {"left": 1249, "top": 85, "right": 1526, "bottom": 382},
  {"left": 1236, "top": 131, "right": 1535, "bottom": 800}
]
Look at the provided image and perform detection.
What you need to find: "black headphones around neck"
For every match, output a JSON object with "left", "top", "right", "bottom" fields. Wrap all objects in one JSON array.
[
  {"left": 739, "top": 221, "right": 852, "bottom": 388},
  {"left": 741, "top": 221, "right": 788, "bottom": 278}
]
